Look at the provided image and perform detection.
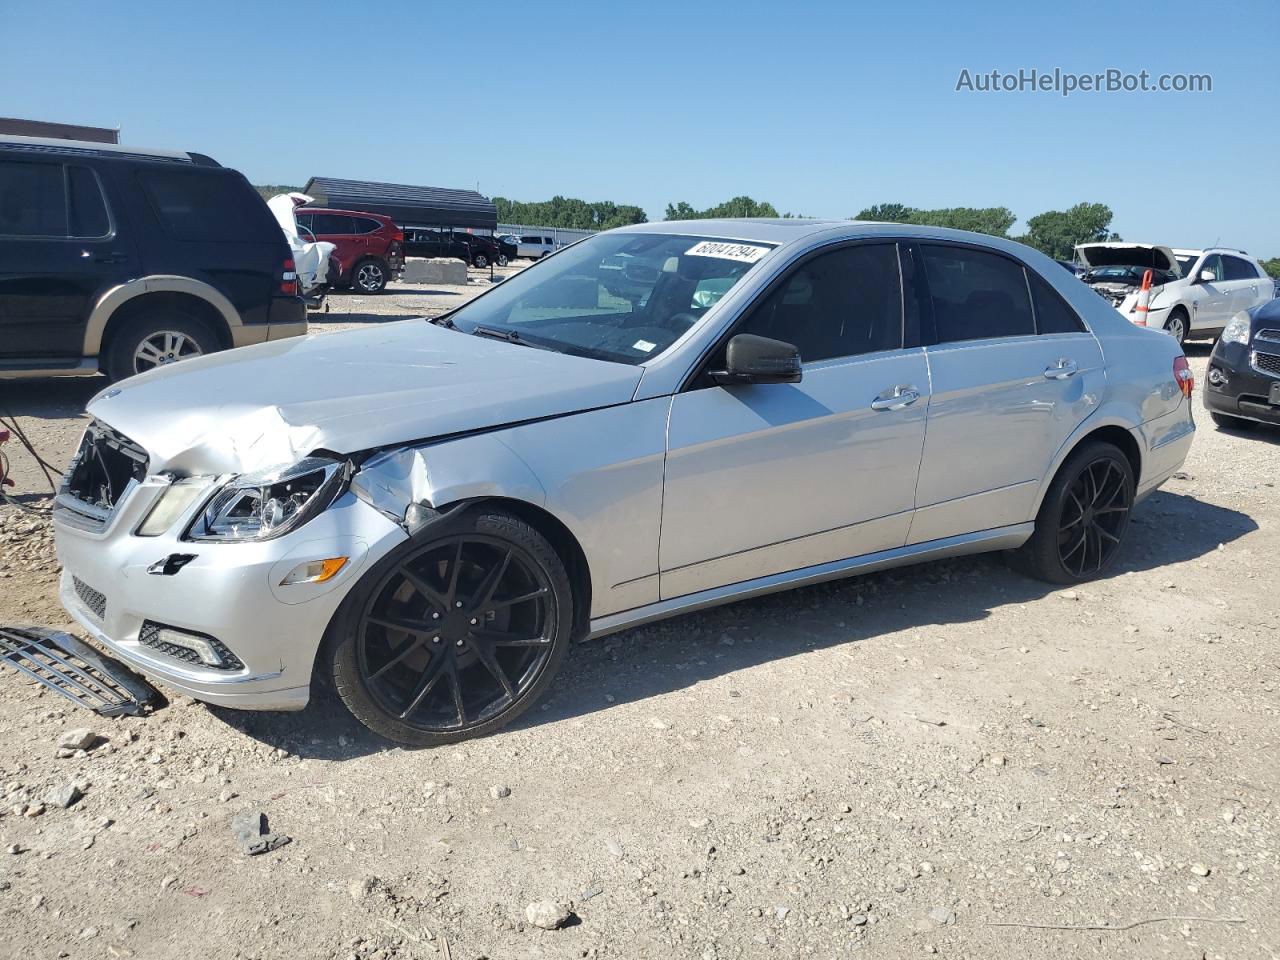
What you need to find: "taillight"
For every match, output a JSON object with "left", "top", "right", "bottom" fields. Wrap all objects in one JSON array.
[
  {"left": 1173, "top": 355, "right": 1194, "bottom": 398},
  {"left": 281, "top": 258, "right": 297, "bottom": 296}
]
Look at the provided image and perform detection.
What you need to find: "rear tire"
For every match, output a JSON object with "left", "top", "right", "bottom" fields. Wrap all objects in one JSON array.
[
  {"left": 103, "top": 310, "right": 220, "bottom": 382},
  {"left": 1008, "top": 440, "right": 1135, "bottom": 584},
  {"left": 473, "top": 253, "right": 489, "bottom": 269},
  {"left": 352, "top": 259, "right": 388, "bottom": 294},
  {"left": 329, "top": 508, "right": 574, "bottom": 746}
]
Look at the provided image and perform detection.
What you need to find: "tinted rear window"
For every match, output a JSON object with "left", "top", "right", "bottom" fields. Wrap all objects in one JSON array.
[
  {"left": 1029, "top": 271, "right": 1085, "bottom": 334},
  {"left": 138, "top": 169, "right": 272, "bottom": 242},
  {"left": 312, "top": 213, "right": 357, "bottom": 235},
  {"left": 68, "top": 166, "right": 110, "bottom": 238},
  {"left": 921, "top": 244, "right": 1034, "bottom": 342},
  {"left": 0, "top": 159, "right": 66, "bottom": 237},
  {"left": 1222, "top": 256, "right": 1257, "bottom": 281}
]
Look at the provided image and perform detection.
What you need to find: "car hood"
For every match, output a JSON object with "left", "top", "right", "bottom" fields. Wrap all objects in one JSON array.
[
  {"left": 87, "top": 320, "right": 644, "bottom": 475},
  {"left": 1075, "top": 243, "right": 1180, "bottom": 276}
]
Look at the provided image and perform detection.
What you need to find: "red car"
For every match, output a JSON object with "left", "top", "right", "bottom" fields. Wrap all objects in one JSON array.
[{"left": 295, "top": 207, "right": 404, "bottom": 293}]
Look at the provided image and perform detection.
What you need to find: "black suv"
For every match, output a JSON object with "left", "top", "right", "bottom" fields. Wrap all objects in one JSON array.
[
  {"left": 0, "top": 135, "right": 305, "bottom": 382},
  {"left": 403, "top": 229, "right": 506, "bottom": 268}
]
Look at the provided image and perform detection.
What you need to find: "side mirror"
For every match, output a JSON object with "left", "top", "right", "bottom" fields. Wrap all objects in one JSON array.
[
  {"left": 710, "top": 334, "right": 802, "bottom": 385},
  {"left": 1198, "top": 269, "right": 1216, "bottom": 283}
]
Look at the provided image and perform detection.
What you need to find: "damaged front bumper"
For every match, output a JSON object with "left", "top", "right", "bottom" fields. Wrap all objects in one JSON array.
[{"left": 53, "top": 479, "right": 407, "bottom": 711}]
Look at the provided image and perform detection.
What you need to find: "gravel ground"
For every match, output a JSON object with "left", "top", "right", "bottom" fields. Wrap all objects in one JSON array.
[{"left": 0, "top": 285, "right": 1277, "bottom": 959}]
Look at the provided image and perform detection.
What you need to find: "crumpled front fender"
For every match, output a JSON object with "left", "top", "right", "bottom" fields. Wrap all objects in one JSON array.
[{"left": 351, "top": 432, "right": 546, "bottom": 531}]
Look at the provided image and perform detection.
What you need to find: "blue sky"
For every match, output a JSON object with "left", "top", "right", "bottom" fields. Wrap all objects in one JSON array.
[{"left": 4, "top": 0, "right": 1277, "bottom": 253}]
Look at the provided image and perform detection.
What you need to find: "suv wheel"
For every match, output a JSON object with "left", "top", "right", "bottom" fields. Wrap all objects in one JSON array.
[
  {"left": 473, "top": 253, "right": 490, "bottom": 269},
  {"left": 1164, "top": 309, "right": 1189, "bottom": 347},
  {"left": 329, "top": 508, "right": 574, "bottom": 746},
  {"left": 497, "top": 254, "right": 509, "bottom": 267},
  {"left": 1008, "top": 440, "right": 1135, "bottom": 584},
  {"left": 105, "top": 311, "right": 218, "bottom": 382},
  {"left": 353, "top": 260, "right": 389, "bottom": 294}
]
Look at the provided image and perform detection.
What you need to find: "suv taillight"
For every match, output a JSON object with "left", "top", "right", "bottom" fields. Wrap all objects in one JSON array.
[
  {"left": 1173, "top": 355, "right": 1194, "bottom": 398},
  {"left": 281, "top": 258, "right": 297, "bottom": 296}
]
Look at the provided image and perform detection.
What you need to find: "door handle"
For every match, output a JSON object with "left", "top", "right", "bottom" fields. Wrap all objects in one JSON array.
[
  {"left": 1044, "top": 358, "right": 1078, "bottom": 380},
  {"left": 871, "top": 385, "right": 921, "bottom": 411},
  {"left": 93, "top": 252, "right": 128, "bottom": 264}
]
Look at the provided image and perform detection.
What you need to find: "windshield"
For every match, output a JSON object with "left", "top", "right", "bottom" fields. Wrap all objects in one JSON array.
[
  {"left": 443, "top": 233, "right": 774, "bottom": 364},
  {"left": 1175, "top": 255, "right": 1198, "bottom": 276}
]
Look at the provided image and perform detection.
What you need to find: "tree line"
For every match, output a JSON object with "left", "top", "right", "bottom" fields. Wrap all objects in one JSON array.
[{"left": 256, "top": 184, "right": 1278, "bottom": 276}]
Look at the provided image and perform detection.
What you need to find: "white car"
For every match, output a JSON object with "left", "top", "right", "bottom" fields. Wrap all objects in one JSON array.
[
  {"left": 267, "top": 193, "right": 335, "bottom": 299},
  {"left": 514, "top": 234, "right": 558, "bottom": 259},
  {"left": 1076, "top": 243, "right": 1273, "bottom": 345}
]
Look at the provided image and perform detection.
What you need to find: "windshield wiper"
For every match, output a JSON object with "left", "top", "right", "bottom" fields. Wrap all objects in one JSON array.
[
  {"left": 472, "top": 324, "right": 530, "bottom": 345},
  {"left": 429, "top": 314, "right": 456, "bottom": 328}
]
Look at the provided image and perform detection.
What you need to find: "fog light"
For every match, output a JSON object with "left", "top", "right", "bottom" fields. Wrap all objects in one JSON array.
[
  {"left": 145, "top": 625, "right": 225, "bottom": 667},
  {"left": 279, "top": 557, "right": 348, "bottom": 585},
  {"left": 1208, "top": 367, "right": 1228, "bottom": 387}
]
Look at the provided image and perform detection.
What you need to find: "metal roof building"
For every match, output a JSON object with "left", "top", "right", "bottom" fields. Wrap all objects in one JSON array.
[
  {"left": 301, "top": 177, "right": 497, "bottom": 231},
  {"left": 0, "top": 117, "right": 119, "bottom": 143}
]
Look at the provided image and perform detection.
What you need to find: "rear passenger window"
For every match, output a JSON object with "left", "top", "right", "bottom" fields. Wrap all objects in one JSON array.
[
  {"left": 68, "top": 166, "right": 110, "bottom": 238},
  {"left": 0, "top": 160, "right": 66, "bottom": 237},
  {"left": 921, "top": 244, "right": 1034, "bottom": 342},
  {"left": 1028, "top": 271, "right": 1085, "bottom": 334},
  {"left": 1222, "top": 256, "right": 1256, "bottom": 281},
  {"left": 735, "top": 243, "right": 903, "bottom": 363},
  {"left": 355, "top": 217, "right": 382, "bottom": 234},
  {"left": 138, "top": 169, "right": 270, "bottom": 242},
  {"left": 313, "top": 214, "right": 356, "bottom": 234}
]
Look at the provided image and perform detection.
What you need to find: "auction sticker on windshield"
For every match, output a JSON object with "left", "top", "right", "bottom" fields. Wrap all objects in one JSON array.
[{"left": 684, "top": 241, "right": 771, "bottom": 263}]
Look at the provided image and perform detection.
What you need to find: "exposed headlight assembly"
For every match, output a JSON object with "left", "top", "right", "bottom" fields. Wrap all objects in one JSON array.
[
  {"left": 186, "top": 457, "right": 347, "bottom": 542},
  {"left": 1221, "top": 312, "right": 1251, "bottom": 347}
]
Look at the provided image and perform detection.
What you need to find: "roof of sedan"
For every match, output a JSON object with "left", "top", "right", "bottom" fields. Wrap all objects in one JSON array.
[{"left": 614, "top": 218, "right": 851, "bottom": 244}]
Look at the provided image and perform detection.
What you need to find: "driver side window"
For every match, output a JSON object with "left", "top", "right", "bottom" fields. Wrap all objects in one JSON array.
[{"left": 731, "top": 243, "right": 903, "bottom": 364}]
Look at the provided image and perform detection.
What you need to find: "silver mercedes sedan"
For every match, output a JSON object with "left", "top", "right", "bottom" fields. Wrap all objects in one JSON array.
[{"left": 52, "top": 219, "right": 1196, "bottom": 744}]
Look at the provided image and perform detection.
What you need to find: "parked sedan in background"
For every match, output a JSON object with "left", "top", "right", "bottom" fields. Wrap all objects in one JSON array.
[
  {"left": 1204, "top": 300, "right": 1280, "bottom": 429},
  {"left": 52, "top": 220, "right": 1194, "bottom": 745},
  {"left": 294, "top": 207, "right": 404, "bottom": 293}
]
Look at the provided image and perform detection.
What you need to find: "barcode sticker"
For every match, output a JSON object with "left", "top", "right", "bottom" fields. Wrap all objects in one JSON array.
[{"left": 684, "top": 241, "right": 770, "bottom": 263}]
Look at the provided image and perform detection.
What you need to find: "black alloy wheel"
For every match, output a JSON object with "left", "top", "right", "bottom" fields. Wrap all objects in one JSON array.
[
  {"left": 1009, "top": 440, "right": 1135, "bottom": 584},
  {"left": 1055, "top": 457, "right": 1132, "bottom": 577},
  {"left": 330, "top": 510, "right": 573, "bottom": 745}
]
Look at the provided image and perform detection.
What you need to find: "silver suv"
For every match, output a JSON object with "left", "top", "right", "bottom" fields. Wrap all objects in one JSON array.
[
  {"left": 53, "top": 220, "right": 1195, "bottom": 744},
  {"left": 1077, "top": 242, "right": 1273, "bottom": 345}
]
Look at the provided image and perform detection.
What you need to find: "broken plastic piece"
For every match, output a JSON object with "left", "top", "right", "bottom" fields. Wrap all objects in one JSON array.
[{"left": 0, "top": 626, "right": 161, "bottom": 717}]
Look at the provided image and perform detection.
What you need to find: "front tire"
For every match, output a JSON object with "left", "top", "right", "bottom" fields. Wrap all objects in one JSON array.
[
  {"left": 473, "top": 253, "right": 489, "bottom": 269},
  {"left": 1009, "top": 441, "right": 1135, "bottom": 584},
  {"left": 329, "top": 509, "right": 574, "bottom": 746},
  {"left": 104, "top": 310, "right": 219, "bottom": 382},
  {"left": 1164, "top": 308, "right": 1189, "bottom": 347}
]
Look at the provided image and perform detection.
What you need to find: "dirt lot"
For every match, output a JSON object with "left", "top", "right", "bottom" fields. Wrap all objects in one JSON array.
[{"left": 1, "top": 277, "right": 1277, "bottom": 960}]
